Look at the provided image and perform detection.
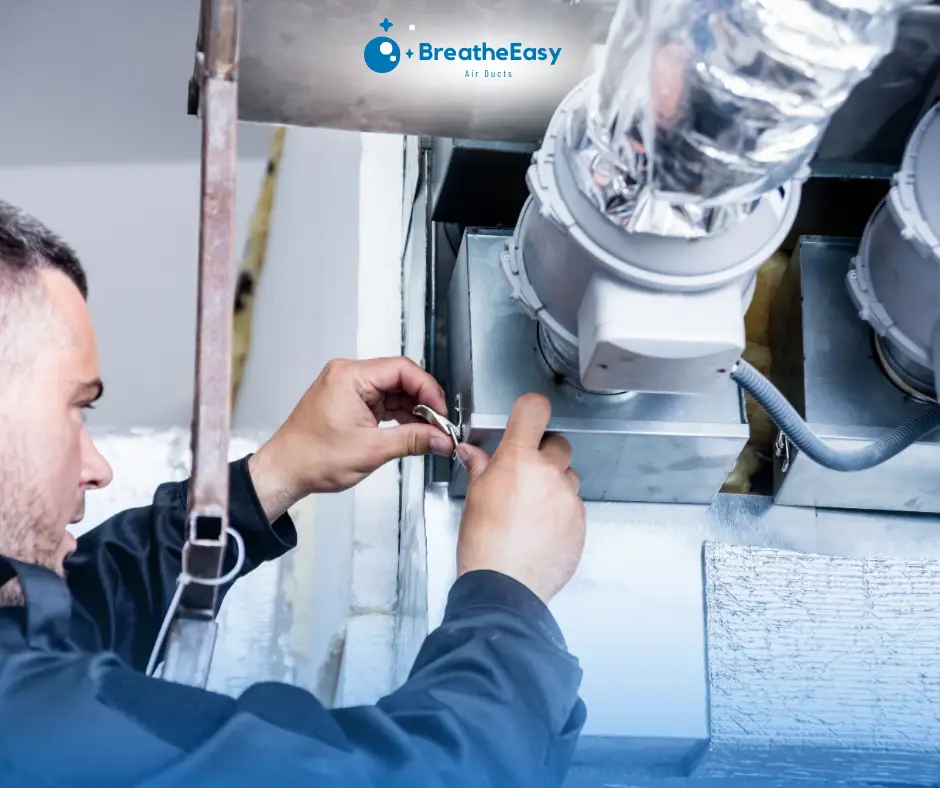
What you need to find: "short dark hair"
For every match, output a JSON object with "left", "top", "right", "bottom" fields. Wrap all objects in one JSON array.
[{"left": 0, "top": 200, "right": 87, "bottom": 299}]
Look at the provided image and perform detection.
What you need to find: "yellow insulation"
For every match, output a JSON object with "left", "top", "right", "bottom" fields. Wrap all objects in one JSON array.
[
  {"left": 232, "top": 126, "right": 288, "bottom": 407},
  {"left": 721, "top": 250, "right": 790, "bottom": 494}
]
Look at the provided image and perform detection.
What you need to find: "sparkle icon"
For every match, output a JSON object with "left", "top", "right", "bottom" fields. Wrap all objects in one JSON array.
[{"left": 379, "top": 17, "right": 393, "bottom": 32}]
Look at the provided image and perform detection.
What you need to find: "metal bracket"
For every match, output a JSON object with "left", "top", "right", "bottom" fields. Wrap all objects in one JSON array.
[
  {"left": 454, "top": 393, "right": 465, "bottom": 442},
  {"left": 775, "top": 430, "right": 793, "bottom": 474},
  {"left": 413, "top": 404, "right": 460, "bottom": 460},
  {"left": 160, "top": 0, "right": 241, "bottom": 689},
  {"left": 160, "top": 618, "right": 219, "bottom": 688}
]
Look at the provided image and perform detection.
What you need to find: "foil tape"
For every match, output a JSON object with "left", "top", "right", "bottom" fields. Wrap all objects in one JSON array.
[{"left": 566, "top": 0, "right": 921, "bottom": 238}]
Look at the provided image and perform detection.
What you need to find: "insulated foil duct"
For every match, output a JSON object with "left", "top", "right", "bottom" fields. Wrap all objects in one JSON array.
[{"left": 567, "top": 0, "right": 923, "bottom": 238}]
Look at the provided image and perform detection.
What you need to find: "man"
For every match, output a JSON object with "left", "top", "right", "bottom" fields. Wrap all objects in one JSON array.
[{"left": 0, "top": 200, "right": 588, "bottom": 787}]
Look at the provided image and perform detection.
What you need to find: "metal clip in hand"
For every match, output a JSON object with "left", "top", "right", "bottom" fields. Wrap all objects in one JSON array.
[{"left": 413, "top": 405, "right": 460, "bottom": 460}]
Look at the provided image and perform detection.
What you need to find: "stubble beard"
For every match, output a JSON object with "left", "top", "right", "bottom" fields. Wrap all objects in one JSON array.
[{"left": 0, "top": 427, "right": 65, "bottom": 607}]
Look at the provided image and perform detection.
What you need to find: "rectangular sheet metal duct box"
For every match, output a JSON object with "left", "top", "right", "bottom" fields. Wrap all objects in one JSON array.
[
  {"left": 445, "top": 230, "right": 749, "bottom": 504},
  {"left": 772, "top": 236, "right": 940, "bottom": 514}
]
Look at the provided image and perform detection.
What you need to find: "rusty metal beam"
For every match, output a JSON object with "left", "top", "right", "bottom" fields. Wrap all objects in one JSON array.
[{"left": 162, "top": 0, "right": 240, "bottom": 688}]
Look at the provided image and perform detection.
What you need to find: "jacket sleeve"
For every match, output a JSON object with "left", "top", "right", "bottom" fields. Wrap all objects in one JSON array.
[
  {"left": 1, "top": 571, "right": 586, "bottom": 788},
  {"left": 64, "top": 456, "right": 297, "bottom": 670},
  {"left": 351, "top": 570, "right": 587, "bottom": 787}
]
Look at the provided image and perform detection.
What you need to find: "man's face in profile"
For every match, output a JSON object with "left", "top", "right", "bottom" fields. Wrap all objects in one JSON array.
[{"left": 0, "top": 268, "right": 112, "bottom": 599}]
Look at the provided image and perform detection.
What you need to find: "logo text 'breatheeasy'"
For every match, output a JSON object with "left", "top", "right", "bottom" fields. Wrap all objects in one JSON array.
[{"left": 418, "top": 42, "right": 562, "bottom": 65}]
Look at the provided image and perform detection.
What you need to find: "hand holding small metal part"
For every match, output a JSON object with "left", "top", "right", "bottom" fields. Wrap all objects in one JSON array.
[
  {"left": 413, "top": 404, "right": 460, "bottom": 460},
  {"left": 248, "top": 358, "right": 454, "bottom": 511}
]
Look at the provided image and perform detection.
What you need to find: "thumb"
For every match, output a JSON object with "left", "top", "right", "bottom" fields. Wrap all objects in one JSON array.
[
  {"left": 456, "top": 443, "right": 490, "bottom": 480},
  {"left": 375, "top": 423, "right": 453, "bottom": 463}
]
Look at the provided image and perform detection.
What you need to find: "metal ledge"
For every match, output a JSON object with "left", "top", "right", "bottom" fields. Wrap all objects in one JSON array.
[
  {"left": 771, "top": 237, "right": 940, "bottom": 514},
  {"left": 187, "top": 2, "right": 940, "bottom": 150},
  {"left": 403, "top": 484, "right": 940, "bottom": 786},
  {"left": 188, "top": 0, "right": 613, "bottom": 141}
]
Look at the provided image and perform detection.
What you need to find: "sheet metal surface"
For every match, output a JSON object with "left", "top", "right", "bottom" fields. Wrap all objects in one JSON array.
[
  {"left": 231, "top": 0, "right": 612, "bottom": 141},
  {"left": 446, "top": 230, "right": 748, "bottom": 503},
  {"left": 772, "top": 236, "right": 940, "bottom": 513},
  {"left": 203, "top": 2, "right": 940, "bottom": 151},
  {"left": 412, "top": 485, "right": 940, "bottom": 785}
]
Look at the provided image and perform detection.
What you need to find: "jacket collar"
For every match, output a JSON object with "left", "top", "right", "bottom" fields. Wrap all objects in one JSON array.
[{"left": 0, "top": 556, "right": 72, "bottom": 650}]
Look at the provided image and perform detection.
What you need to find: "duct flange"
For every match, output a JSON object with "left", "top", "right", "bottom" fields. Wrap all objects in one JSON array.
[
  {"left": 849, "top": 103, "right": 940, "bottom": 401},
  {"left": 502, "top": 80, "right": 802, "bottom": 395}
]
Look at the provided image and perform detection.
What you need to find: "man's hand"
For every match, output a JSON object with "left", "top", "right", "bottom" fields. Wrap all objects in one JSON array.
[
  {"left": 249, "top": 357, "right": 454, "bottom": 520},
  {"left": 455, "top": 394, "right": 586, "bottom": 603}
]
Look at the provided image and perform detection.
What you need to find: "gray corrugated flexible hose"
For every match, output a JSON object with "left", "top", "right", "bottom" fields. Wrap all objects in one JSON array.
[{"left": 730, "top": 359, "right": 940, "bottom": 472}]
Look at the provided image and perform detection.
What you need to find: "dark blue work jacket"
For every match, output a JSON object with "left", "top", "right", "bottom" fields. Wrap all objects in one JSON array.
[{"left": 0, "top": 457, "right": 586, "bottom": 787}]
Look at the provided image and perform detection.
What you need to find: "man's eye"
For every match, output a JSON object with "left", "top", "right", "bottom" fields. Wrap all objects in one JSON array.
[{"left": 82, "top": 403, "right": 96, "bottom": 410}]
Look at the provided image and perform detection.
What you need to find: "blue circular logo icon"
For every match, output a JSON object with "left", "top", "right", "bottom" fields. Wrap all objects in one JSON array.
[{"left": 364, "top": 35, "right": 401, "bottom": 73}]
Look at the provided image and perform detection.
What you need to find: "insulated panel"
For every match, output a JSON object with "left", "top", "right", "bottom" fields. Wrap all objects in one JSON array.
[{"left": 699, "top": 542, "right": 940, "bottom": 784}]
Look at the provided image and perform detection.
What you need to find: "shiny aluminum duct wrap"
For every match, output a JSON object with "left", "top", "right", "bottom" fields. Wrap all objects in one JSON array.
[{"left": 566, "top": 0, "right": 922, "bottom": 239}]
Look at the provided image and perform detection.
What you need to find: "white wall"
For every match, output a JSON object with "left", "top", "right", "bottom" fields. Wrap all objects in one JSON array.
[
  {"left": 0, "top": 0, "right": 374, "bottom": 700},
  {"left": 0, "top": 0, "right": 362, "bottom": 434},
  {"left": 0, "top": 0, "right": 264, "bottom": 428}
]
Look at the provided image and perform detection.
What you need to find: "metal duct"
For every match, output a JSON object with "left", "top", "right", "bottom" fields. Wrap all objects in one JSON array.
[
  {"left": 216, "top": 0, "right": 616, "bottom": 143},
  {"left": 566, "top": 0, "right": 924, "bottom": 239},
  {"left": 192, "top": 4, "right": 938, "bottom": 152},
  {"left": 849, "top": 103, "right": 940, "bottom": 402},
  {"left": 504, "top": 81, "right": 802, "bottom": 396}
]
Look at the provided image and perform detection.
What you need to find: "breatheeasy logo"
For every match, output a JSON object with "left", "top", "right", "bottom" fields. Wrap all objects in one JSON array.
[
  {"left": 363, "top": 18, "right": 401, "bottom": 74},
  {"left": 418, "top": 42, "right": 561, "bottom": 65},
  {"left": 363, "top": 18, "right": 562, "bottom": 77}
]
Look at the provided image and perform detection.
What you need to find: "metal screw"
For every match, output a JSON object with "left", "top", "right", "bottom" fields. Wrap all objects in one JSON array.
[{"left": 774, "top": 431, "right": 792, "bottom": 474}]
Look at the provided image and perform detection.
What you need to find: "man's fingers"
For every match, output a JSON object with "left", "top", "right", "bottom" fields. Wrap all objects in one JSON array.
[
  {"left": 374, "top": 423, "right": 454, "bottom": 464},
  {"left": 356, "top": 357, "right": 448, "bottom": 416},
  {"left": 502, "top": 393, "right": 552, "bottom": 450},
  {"left": 385, "top": 408, "right": 422, "bottom": 425},
  {"left": 565, "top": 467, "right": 581, "bottom": 494},
  {"left": 540, "top": 434, "right": 572, "bottom": 469},
  {"left": 455, "top": 444, "right": 491, "bottom": 481}
]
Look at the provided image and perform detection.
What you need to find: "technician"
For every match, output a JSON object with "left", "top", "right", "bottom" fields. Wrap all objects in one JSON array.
[{"left": 0, "top": 199, "right": 587, "bottom": 788}]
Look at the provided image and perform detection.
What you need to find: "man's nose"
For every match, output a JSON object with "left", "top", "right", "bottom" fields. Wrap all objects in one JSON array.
[{"left": 81, "top": 429, "right": 114, "bottom": 489}]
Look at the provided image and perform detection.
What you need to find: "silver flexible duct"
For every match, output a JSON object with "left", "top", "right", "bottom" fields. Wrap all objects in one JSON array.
[{"left": 566, "top": 0, "right": 922, "bottom": 239}]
